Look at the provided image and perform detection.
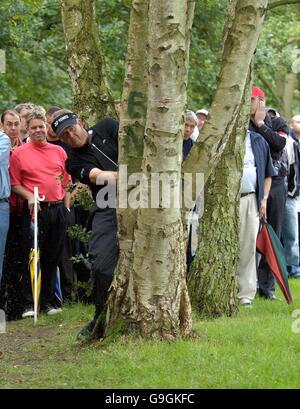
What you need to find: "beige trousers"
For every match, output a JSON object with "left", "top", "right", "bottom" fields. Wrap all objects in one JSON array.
[{"left": 237, "top": 193, "right": 260, "bottom": 302}]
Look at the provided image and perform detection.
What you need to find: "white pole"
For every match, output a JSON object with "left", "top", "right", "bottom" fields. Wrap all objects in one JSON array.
[
  {"left": 33, "top": 187, "right": 38, "bottom": 325},
  {"left": 33, "top": 187, "right": 45, "bottom": 325}
]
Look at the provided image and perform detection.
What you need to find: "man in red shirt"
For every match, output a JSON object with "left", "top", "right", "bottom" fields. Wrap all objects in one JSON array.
[{"left": 10, "top": 110, "right": 71, "bottom": 316}]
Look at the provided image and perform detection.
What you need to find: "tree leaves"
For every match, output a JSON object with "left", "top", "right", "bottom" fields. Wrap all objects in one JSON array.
[{"left": 0, "top": 0, "right": 299, "bottom": 115}]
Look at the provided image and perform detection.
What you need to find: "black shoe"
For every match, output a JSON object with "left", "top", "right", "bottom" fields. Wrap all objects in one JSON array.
[
  {"left": 259, "top": 290, "right": 276, "bottom": 299},
  {"left": 76, "top": 320, "right": 96, "bottom": 341},
  {"left": 259, "top": 292, "right": 281, "bottom": 301},
  {"left": 266, "top": 294, "right": 281, "bottom": 301}
]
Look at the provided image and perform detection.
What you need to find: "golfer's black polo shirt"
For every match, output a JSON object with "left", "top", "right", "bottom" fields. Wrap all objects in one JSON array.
[{"left": 66, "top": 117, "right": 119, "bottom": 201}]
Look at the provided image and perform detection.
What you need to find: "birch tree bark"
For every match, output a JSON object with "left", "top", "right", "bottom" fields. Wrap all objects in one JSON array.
[
  {"left": 182, "top": 0, "right": 268, "bottom": 187},
  {"left": 187, "top": 0, "right": 268, "bottom": 317},
  {"left": 61, "top": 0, "right": 115, "bottom": 126},
  {"left": 188, "top": 71, "right": 252, "bottom": 317},
  {"left": 130, "top": 0, "right": 193, "bottom": 340},
  {"left": 107, "top": 0, "right": 149, "bottom": 328},
  {"left": 107, "top": 0, "right": 195, "bottom": 340},
  {"left": 60, "top": 0, "right": 269, "bottom": 338}
]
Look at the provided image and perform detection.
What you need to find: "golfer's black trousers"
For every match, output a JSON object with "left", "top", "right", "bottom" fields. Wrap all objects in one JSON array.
[{"left": 88, "top": 208, "right": 119, "bottom": 321}]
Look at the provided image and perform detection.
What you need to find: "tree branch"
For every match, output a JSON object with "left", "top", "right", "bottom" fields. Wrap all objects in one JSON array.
[
  {"left": 268, "top": 0, "right": 300, "bottom": 11},
  {"left": 257, "top": 73, "right": 282, "bottom": 107}
]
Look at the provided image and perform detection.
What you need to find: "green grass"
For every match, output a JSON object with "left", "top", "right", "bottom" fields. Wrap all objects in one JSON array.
[{"left": 1, "top": 280, "right": 300, "bottom": 389}]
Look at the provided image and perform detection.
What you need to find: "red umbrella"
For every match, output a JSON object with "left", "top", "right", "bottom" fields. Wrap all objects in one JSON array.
[{"left": 256, "top": 219, "right": 292, "bottom": 304}]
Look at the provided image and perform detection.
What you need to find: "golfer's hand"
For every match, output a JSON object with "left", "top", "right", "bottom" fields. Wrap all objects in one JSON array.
[
  {"left": 96, "top": 171, "right": 118, "bottom": 185},
  {"left": 106, "top": 171, "right": 118, "bottom": 182}
]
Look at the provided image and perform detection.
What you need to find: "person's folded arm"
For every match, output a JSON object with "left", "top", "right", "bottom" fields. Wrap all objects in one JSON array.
[{"left": 256, "top": 123, "right": 287, "bottom": 152}]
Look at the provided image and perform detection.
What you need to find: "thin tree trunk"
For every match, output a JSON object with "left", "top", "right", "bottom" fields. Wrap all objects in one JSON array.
[
  {"left": 282, "top": 73, "right": 297, "bottom": 118},
  {"left": 61, "top": 0, "right": 115, "bottom": 126},
  {"left": 187, "top": 0, "right": 268, "bottom": 318},
  {"left": 188, "top": 69, "right": 252, "bottom": 317},
  {"left": 182, "top": 0, "right": 268, "bottom": 201}
]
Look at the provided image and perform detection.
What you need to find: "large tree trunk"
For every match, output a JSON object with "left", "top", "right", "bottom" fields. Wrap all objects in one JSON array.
[
  {"left": 107, "top": 0, "right": 195, "bottom": 340},
  {"left": 61, "top": 0, "right": 116, "bottom": 126},
  {"left": 131, "top": 0, "right": 193, "bottom": 340},
  {"left": 107, "top": 0, "right": 149, "bottom": 327}
]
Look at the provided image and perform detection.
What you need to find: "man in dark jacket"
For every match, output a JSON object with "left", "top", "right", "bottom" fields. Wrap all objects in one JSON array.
[
  {"left": 285, "top": 115, "right": 300, "bottom": 279},
  {"left": 249, "top": 86, "right": 288, "bottom": 300},
  {"left": 52, "top": 110, "right": 119, "bottom": 339}
]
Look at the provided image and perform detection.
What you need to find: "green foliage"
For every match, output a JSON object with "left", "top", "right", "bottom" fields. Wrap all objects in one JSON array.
[
  {"left": 66, "top": 184, "right": 93, "bottom": 269},
  {"left": 255, "top": 4, "right": 300, "bottom": 115},
  {"left": 0, "top": 0, "right": 130, "bottom": 112},
  {"left": 75, "top": 278, "right": 92, "bottom": 301},
  {"left": 74, "top": 190, "right": 94, "bottom": 212},
  {"left": 1, "top": 0, "right": 299, "bottom": 117},
  {"left": 0, "top": 0, "right": 41, "bottom": 47},
  {"left": 0, "top": 0, "right": 73, "bottom": 112},
  {"left": 188, "top": 1, "right": 300, "bottom": 115},
  {"left": 68, "top": 182, "right": 94, "bottom": 211},
  {"left": 67, "top": 225, "right": 91, "bottom": 244},
  {"left": 187, "top": 0, "right": 226, "bottom": 111},
  {"left": 70, "top": 253, "right": 90, "bottom": 265},
  {"left": 96, "top": 0, "right": 131, "bottom": 100}
]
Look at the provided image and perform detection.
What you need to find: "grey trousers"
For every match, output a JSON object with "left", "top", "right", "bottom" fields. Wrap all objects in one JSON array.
[{"left": 237, "top": 193, "right": 259, "bottom": 303}]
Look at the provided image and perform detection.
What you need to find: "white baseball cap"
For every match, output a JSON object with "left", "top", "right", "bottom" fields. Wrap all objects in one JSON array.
[{"left": 196, "top": 109, "right": 209, "bottom": 116}]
